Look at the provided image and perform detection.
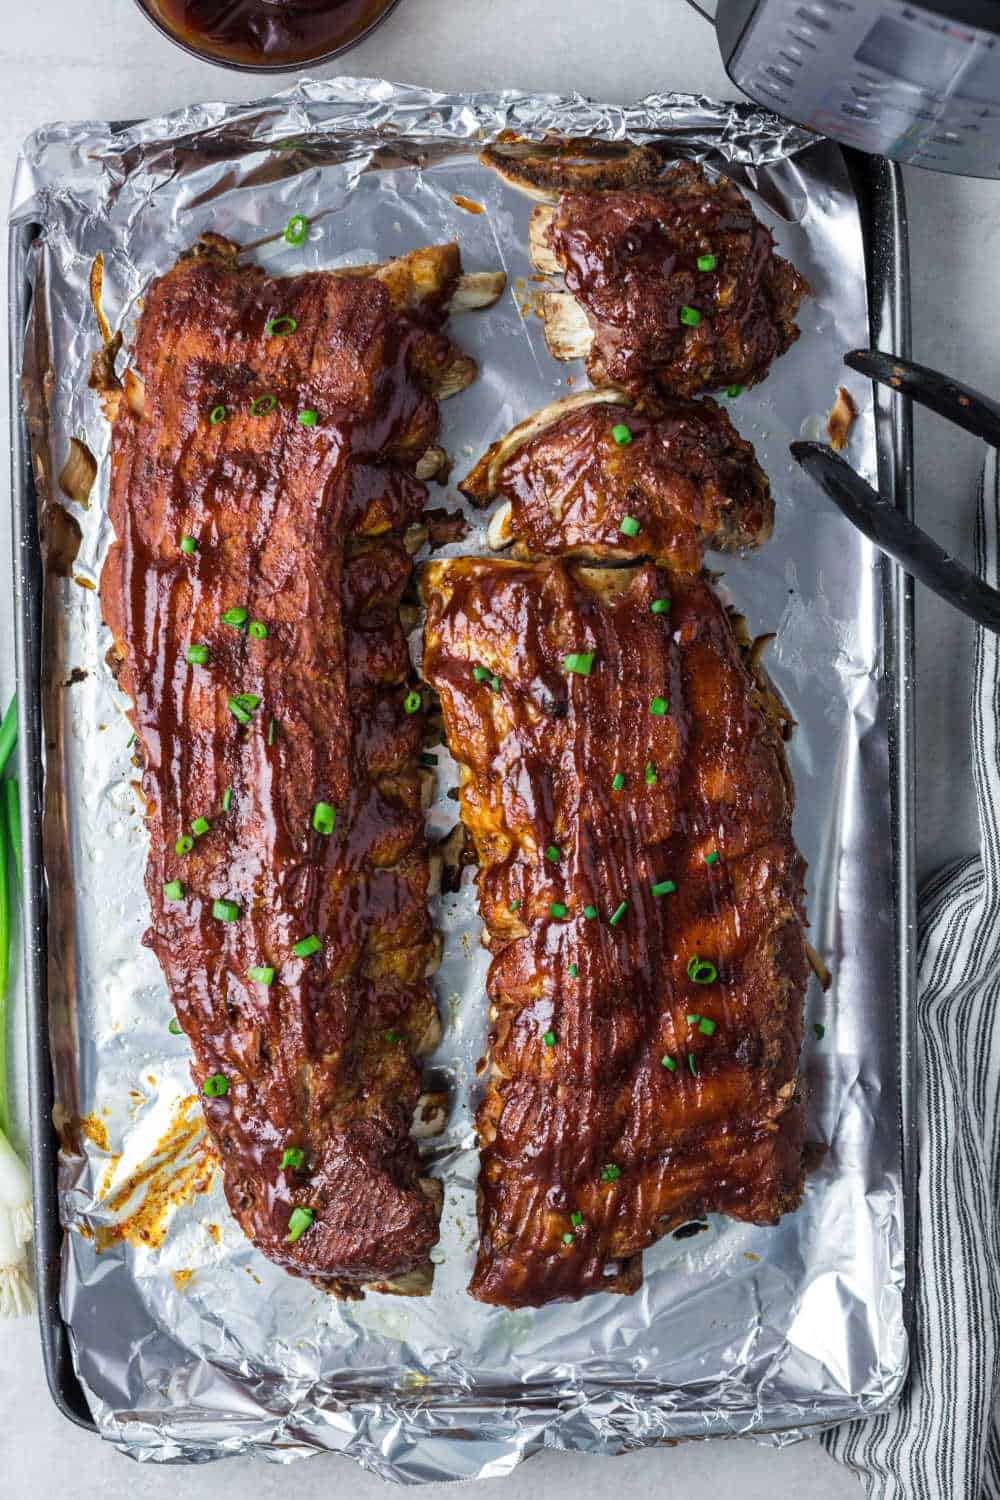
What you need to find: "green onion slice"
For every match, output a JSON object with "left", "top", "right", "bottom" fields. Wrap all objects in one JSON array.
[
  {"left": 562, "top": 1232, "right": 575, "bottom": 1245},
  {"left": 286, "top": 1206, "right": 314, "bottom": 1243},
  {"left": 569, "top": 962, "right": 578, "bottom": 979},
  {"left": 473, "top": 666, "right": 490, "bottom": 683},
  {"left": 650, "top": 597, "right": 671, "bottom": 614},
  {"left": 601, "top": 1163, "right": 621, "bottom": 1182},
  {"left": 249, "top": 621, "right": 268, "bottom": 640},
  {"left": 281, "top": 1147, "right": 305, "bottom": 1170},
  {"left": 689, "top": 1052, "right": 698, "bottom": 1075},
  {"left": 564, "top": 652, "right": 595, "bottom": 676},
  {"left": 203, "top": 1073, "right": 229, "bottom": 1097},
  {"left": 509, "top": 899, "right": 522, "bottom": 911},
  {"left": 612, "top": 773, "right": 625, "bottom": 791},
  {"left": 543, "top": 1031, "right": 556, "bottom": 1048},
  {"left": 284, "top": 214, "right": 309, "bottom": 246},
  {"left": 687, "top": 955, "right": 718, "bottom": 985},
  {"left": 570, "top": 1211, "right": 583, "bottom": 1227},
  {"left": 222, "top": 606, "right": 248, "bottom": 628},
  {"left": 168, "top": 1017, "right": 182, "bottom": 1035},
  {"left": 550, "top": 902, "right": 568, "bottom": 919},
  {"left": 584, "top": 904, "right": 597, "bottom": 920},
  {"left": 620, "top": 516, "right": 641, "bottom": 538},
  {"left": 650, "top": 697, "right": 669, "bottom": 716},
  {"left": 652, "top": 879, "right": 676, "bottom": 896},
  {"left": 697, "top": 252, "right": 717, "bottom": 271},
  {"left": 164, "top": 880, "right": 185, "bottom": 901},
  {"left": 679, "top": 305, "right": 702, "bottom": 327},
  {"left": 611, "top": 423, "right": 633, "bottom": 446},
  {"left": 661, "top": 1055, "right": 677, "bottom": 1072},
  {"left": 213, "top": 899, "right": 239, "bottom": 922},
  {"left": 223, "top": 788, "right": 233, "bottom": 812},
  {"left": 176, "top": 835, "right": 194, "bottom": 856},
  {"left": 268, "top": 717, "right": 277, "bottom": 746},
  {"left": 726, "top": 384, "right": 743, "bottom": 398},
  {"left": 180, "top": 535, "right": 198, "bottom": 554},
  {"left": 645, "top": 761, "right": 658, "bottom": 785},
  {"left": 250, "top": 394, "right": 277, "bottom": 416},
  {"left": 209, "top": 405, "right": 227, "bottom": 426},
  {"left": 545, "top": 845, "right": 561, "bottom": 863},
  {"left": 293, "top": 934, "right": 321, "bottom": 959},
  {"left": 312, "top": 801, "right": 336, "bottom": 835},
  {"left": 186, "top": 644, "right": 210, "bottom": 666},
  {"left": 298, "top": 410, "right": 318, "bottom": 427},
  {"left": 191, "top": 816, "right": 210, "bottom": 837},
  {"left": 265, "top": 316, "right": 298, "bottom": 337},
  {"left": 609, "top": 901, "right": 628, "bottom": 926},
  {"left": 814, "top": 1022, "right": 825, "bottom": 1040},
  {"left": 698, "top": 1017, "right": 717, "bottom": 1035},
  {"left": 404, "top": 690, "right": 423, "bottom": 714},
  {"left": 247, "top": 966, "right": 275, "bottom": 986}
]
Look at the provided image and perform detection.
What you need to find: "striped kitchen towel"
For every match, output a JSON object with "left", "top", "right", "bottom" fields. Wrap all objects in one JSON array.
[{"left": 822, "top": 446, "right": 1000, "bottom": 1497}]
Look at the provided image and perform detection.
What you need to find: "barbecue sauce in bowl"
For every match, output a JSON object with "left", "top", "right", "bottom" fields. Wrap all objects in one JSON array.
[{"left": 141, "top": 0, "right": 400, "bottom": 69}]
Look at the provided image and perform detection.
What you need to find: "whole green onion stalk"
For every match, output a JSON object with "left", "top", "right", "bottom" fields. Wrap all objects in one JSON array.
[{"left": 0, "top": 696, "right": 34, "bottom": 1318}]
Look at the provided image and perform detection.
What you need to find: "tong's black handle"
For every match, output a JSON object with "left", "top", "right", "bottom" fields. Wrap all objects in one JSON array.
[
  {"left": 845, "top": 350, "right": 1000, "bottom": 449},
  {"left": 790, "top": 442, "right": 1000, "bottom": 635}
]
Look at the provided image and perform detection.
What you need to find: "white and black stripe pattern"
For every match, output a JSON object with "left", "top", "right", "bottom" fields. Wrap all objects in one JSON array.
[{"left": 822, "top": 448, "right": 1000, "bottom": 1497}]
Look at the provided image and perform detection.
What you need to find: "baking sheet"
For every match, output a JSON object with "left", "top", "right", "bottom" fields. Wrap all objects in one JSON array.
[{"left": 9, "top": 79, "right": 908, "bottom": 1476}]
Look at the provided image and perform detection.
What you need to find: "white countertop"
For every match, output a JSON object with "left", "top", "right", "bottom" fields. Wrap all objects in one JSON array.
[{"left": 2, "top": 0, "right": 993, "bottom": 1493}]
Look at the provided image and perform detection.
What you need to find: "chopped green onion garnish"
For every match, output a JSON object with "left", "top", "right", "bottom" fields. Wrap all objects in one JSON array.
[
  {"left": 180, "top": 534, "right": 198, "bottom": 554},
  {"left": 726, "top": 384, "right": 743, "bottom": 398},
  {"left": 645, "top": 761, "right": 657, "bottom": 785},
  {"left": 545, "top": 845, "right": 561, "bottom": 863},
  {"left": 650, "top": 598, "right": 671, "bottom": 614},
  {"left": 293, "top": 934, "right": 321, "bottom": 959},
  {"left": 385, "top": 1030, "right": 404, "bottom": 1042},
  {"left": 650, "top": 697, "right": 669, "bottom": 717},
  {"left": 404, "top": 690, "right": 422, "bottom": 714},
  {"left": 814, "top": 1022, "right": 825, "bottom": 1040},
  {"left": 543, "top": 1031, "right": 556, "bottom": 1048},
  {"left": 620, "top": 516, "right": 641, "bottom": 538},
  {"left": 176, "top": 835, "right": 194, "bottom": 856},
  {"left": 127, "top": 732, "right": 137, "bottom": 748},
  {"left": 686, "top": 1013, "right": 700, "bottom": 1024},
  {"left": 168, "top": 1017, "right": 182, "bottom": 1035},
  {"left": 248, "top": 966, "right": 275, "bottom": 986},
  {"left": 186, "top": 644, "right": 210, "bottom": 666},
  {"left": 689, "top": 1052, "right": 698, "bottom": 1075},
  {"left": 213, "top": 899, "right": 239, "bottom": 923},
  {"left": 569, "top": 963, "right": 578, "bottom": 978},
  {"left": 209, "top": 405, "right": 227, "bottom": 426},
  {"left": 661, "top": 1055, "right": 677, "bottom": 1071},
  {"left": 222, "top": 788, "right": 233, "bottom": 812},
  {"left": 612, "top": 773, "right": 625, "bottom": 791},
  {"left": 697, "top": 253, "right": 717, "bottom": 271},
  {"left": 250, "top": 394, "right": 277, "bottom": 416},
  {"left": 611, "top": 423, "right": 633, "bottom": 446},
  {"left": 420, "top": 752, "right": 437, "bottom": 768},
  {"left": 562, "top": 1232, "right": 574, "bottom": 1245},
  {"left": 651, "top": 879, "right": 676, "bottom": 896},
  {"left": 236, "top": 693, "right": 260, "bottom": 713},
  {"left": 265, "top": 316, "right": 298, "bottom": 337},
  {"left": 601, "top": 1164, "right": 621, "bottom": 1182},
  {"left": 687, "top": 955, "right": 718, "bottom": 985},
  {"left": 509, "top": 899, "right": 522, "bottom": 911},
  {"left": 228, "top": 697, "right": 253, "bottom": 724},
  {"left": 312, "top": 801, "right": 336, "bottom": 835},
  {"left": 203, "top": 1074, "right": 229, "bottom": 1097},
  {"left": 268, "top": 717, "right": 276, "bottom": 746},
  {"left": 550, "top": 902, "right": 568, "bottom": 919},
  {"left": 609, "top": 901, "right": 627, "bottom": 927},
  {"left": 164, "top": 880, "right": 185, "bottom": 901},
  {"left": 698, "top": 1017, "right": 717, "bottom": 1035},
  {"left": 570, "top": 1211, "right": 583, "bottom": 1227},
  {"left": 473, "top": 667, "right": 490, "bottom": 683},
  {"left": 222, "top": 606, "right": 248, "bottom": 628},
  {"left": 285, "top": 214, "right": 309, "bottom": 246},
  {"left": 298, "top": 410, "right": 318, "bottom": 427},
  {"left": 679, "top": 305, "right": 702, "bottom": 327},
  {"left": 564, "top": 652, "right": 595, "bottom": 676},
  {"left": 249, "top": 621, "right": 268, "bottom": 640},
  {"left": 491, "top": 675, "right": 501, "bottom": 693},
  {"left": 281, "top": 1147, "right": 305, "bottom": 1170},
  {"left": 705, "top": 850, "right": 719, "bottom": 865},
  {"left": 584, "top": 904, "right": 597, "bottom": 920},
  {"left": 191, "top": 816, "right": 210, "bottom": 837},
  {"left": 286, "top": 1206, "right": 314, "bottom": 1243}
]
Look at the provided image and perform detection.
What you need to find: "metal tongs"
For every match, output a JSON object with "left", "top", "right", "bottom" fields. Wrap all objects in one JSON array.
[{"left": 792, "top": 351, "right": 1000, "bottom": 633}]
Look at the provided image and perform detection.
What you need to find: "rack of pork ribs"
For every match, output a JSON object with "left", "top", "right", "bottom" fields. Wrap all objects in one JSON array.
[
  {"left": 419, "top": 140, "right": 811, "bottom": 1309},
  {"left": 99, "top": 234, "right": 504, "bottom": 1296}
]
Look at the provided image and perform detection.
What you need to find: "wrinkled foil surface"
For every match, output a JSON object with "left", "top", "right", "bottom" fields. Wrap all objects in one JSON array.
[{"left": 9, "top": 79, "right": 906, "bottom": 1477}]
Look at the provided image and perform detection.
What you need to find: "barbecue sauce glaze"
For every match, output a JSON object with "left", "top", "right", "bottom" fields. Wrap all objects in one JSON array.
[{"left": 148, "top": 0, "right": 395, "bottom": 66}]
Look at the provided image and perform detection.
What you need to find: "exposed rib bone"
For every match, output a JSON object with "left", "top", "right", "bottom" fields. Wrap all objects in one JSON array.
[
  {"left": 528, "top": 206, "right": 559, "bottom": 274},
  {"left": 460, "top": 388, "right": 630, "bottom": 505},
  {"left": 541, "top": 292, "right": 594, "bottom": 363},
  {"left": 449, "top": 271, "right": 508, "bottom": 312}
]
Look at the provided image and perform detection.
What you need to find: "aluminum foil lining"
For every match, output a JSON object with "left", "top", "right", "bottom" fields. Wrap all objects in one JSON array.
[{"left": 10, "top": 78, "right": 906, "bottom": 1478}]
